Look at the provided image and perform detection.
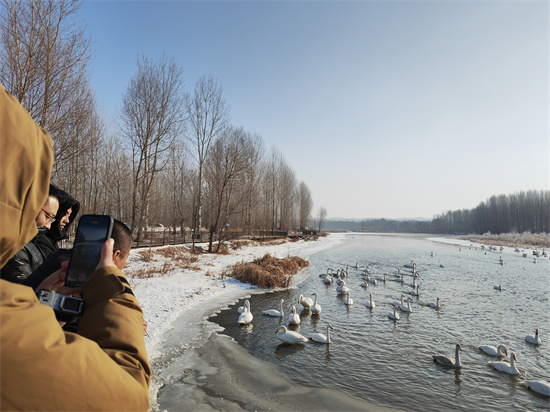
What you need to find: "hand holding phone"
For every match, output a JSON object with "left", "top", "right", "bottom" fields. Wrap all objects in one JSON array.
[{"left": 64, "top": 215, "right": 114, "bottom": 288}]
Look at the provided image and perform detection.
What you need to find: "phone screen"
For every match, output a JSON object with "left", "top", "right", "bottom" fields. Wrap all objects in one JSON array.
[{"left": 64, "top": 215, "right": 113, "bottom": 287}]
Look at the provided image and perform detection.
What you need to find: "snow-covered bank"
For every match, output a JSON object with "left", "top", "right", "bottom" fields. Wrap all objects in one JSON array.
[{"left": 125, "top": 233, "right": 346, "bottom": 362}]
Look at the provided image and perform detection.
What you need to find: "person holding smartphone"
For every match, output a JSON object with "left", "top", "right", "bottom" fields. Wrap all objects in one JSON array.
[{"left": 0, "top": 83, "right": 151, "bottom": 410}]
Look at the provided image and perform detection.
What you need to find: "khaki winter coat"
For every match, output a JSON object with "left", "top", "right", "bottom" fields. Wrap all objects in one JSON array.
[{"left": 0, "top": 83, "right": 151, "bottom": 410}]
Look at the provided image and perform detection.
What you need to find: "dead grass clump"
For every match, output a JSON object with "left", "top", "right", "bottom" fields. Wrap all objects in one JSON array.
[
  {"left": 216, "top": 243, "right": 230, "bottom": 255},
  {"left": 231, "top": 240, "right": 254, "bottom": 250},
  {"left": 228, "top": 253, "right": 310, "bottom": 288},
  {"left": 138, "top": 249, "right": 154, "bottom": 262},
  {"left": 462, "top": 231, "right": 550, "bottom": 249}
]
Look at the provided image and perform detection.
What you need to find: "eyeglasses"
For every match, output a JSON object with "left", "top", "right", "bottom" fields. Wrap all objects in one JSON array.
[{"left": 41, "top": 209, "right": 56, "bottom": 224}]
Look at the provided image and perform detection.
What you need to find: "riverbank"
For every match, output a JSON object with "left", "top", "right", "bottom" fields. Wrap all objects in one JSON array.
[
  {"left": 125, "top": 232, "right": 547, "bottom": 410},
  {"left": 126, "top": 233, "right": 402, "bottom": 410}
]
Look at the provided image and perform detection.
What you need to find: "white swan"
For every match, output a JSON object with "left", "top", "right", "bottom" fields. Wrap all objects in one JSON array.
[
  {"left": 310, "top": 324, "right": 333, "bottom": 344},
  {"left": 399, "top": 297, "right": 413, "bottom": 313},
  {"left": 388, "top": 306, "right": 400, "bottom": 320},
  {"left": 479, "top": 344, "right": 507, "bottom": 357},
  {"left": 525, "top": 329, "right": 542, "bottom": 345},
  {"left": 263, "top": 299, "right": 284, "bottom": 317},
  {"left": 366, "top": 292, "right": 375, "bottom": 309},
  {"left": 410, "top": 285, "right": 420, "bottom": 296},
  {"left": 366, "top": 274, "right": 377, "bottom": 285},
  {"left": 298, "top": 294, "right": 313, "bottom": 309},
  {"left": 433, "top": 344, "right": 462, "bottom": 368},
  {"left": 237, "top": 299, "right": 249, "bottom": 313},
  {"left": 392, "top": 294, "right": 405, "bottom": 308},
  {"left": 490, "top": 352, "right": 519, "bottom": 375},
  {"left": 344, "top": 291, "right": 353, "bottom": 305},
  {"left": 310, "top": 292, "right": 322, "bottom": 314},
  {"left": 322, "top": 274, "right": 333, "bottom": 284},
  {"left": 360, "top": 280, "right": 369, "bottom": 288},
  {"left": 275, "top": 325, "right": 308, "bottom": 344},
  {"left": 336, "top": 280, "right": 350, "bottom": 295},
  {"left": 237, "top": 300, "right": 253, "bottom": 324},
  {"left": 523, "top": 380, "right": 550, "bottom": 396},
  {"left": 288, "top": 305, "right": 300, "bottom": 325},
  {"left": 429, "top": 297, "right": 441, "bottom": 309}
]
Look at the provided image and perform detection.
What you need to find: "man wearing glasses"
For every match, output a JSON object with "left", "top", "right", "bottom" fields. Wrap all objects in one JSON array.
[{"left": 0, "top": 187, "right": 59, "bottom": 283}]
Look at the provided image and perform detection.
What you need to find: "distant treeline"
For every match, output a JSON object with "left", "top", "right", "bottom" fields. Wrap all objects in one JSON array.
[{"left": 327, "top": 190, "right": 550, "bottom": 235}]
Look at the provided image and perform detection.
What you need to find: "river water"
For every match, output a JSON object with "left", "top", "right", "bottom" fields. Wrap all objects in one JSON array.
[{"left": 209, "top": 233, "right": 549, "bottom": 411}]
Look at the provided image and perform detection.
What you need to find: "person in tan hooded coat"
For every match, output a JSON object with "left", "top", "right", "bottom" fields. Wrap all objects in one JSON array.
[{"left": 0, "top": 83, "right": 151, "bottom": 410}]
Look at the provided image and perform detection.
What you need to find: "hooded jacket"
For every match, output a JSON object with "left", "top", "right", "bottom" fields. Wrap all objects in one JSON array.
[
  {"left": 0, "top": 83, "right": 151, "bottom": 410},
  {"left": 34, "top": 185, "right": 81, "bottom": 258}
]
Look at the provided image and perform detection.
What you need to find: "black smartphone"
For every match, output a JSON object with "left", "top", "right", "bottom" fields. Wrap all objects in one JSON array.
[{"left": 64, "top": 215, "right": 114, "bottom": 287}]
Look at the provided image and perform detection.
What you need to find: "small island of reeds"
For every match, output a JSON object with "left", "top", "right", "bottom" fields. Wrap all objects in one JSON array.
[{"left": 226, "top": 253, "right": 310, "bottom": 288}]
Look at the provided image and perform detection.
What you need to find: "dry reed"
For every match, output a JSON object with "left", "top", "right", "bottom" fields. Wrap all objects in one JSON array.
[{"left": 227, "top": 253, "right": 309, "bottom": 288}]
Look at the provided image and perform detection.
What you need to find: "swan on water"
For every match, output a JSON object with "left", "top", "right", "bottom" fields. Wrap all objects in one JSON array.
[
  {"left": 344, "top": 291, "right": 353, "bottom": 305},
  {"left": 494, "top": 285, "right": 502, "bottom": 291},
  {"left": 433, "top": 344, "right": 462, "bottom": 368},
  {"left": 388, "top": 306, "right": 400, "bottom": 320},
  {"left": 336, "top": 280, "right": 350, "bottom": 295},
  {"left": 392, "top": 294, "right": 405, "bottom": 308},
  {"left": 360, "top": 280, "right": 369, "bottom": 289},
  {"left": 399, "top": 297, "right": 413, "bottom": 313},
  {"left": 525, "top": 329, "right": 542, "bottom": 345},
  {"left": 310, "top": 292, "right": 322, "bottom": 314},
  {"left": 288, "top": 305, "right": 300, "bottom": 325},
  {"left": 489, "top": 352, "right": 520, "bottom": 375},
  {"left": 275, "top": 325, "right": 308, "bottom": 344},
  {"left": 298, "top": 294, "right": 313, "bottom": 309},
  {"left": 322, "top": 274, "right": 333, "bottom": 284},
  {"left": 237, "top": 299, "right": 249, "bottom": 314},
  {"left": 410, "top": 285, "right": 420, "bottom": 296},
  {"left": 310, "top": 324, "right": 333, "bottom": 344},
  {"left": 479, "top": 344, "right": 507, "bottom": 357},
  {"left": 366, "top": 292, "right": 375, "bottom": 309},
  {"left": 237, "top": 300, "right": 253, "bottom": 324},
  {"left": 263, "top": 299, "right": 284, "bottom": 317},
  {"left": 523, "top": 380, "right": 550, "bottom": 397},
  {"left": 367, "top": 274, "right": 377, "bottom": 285},
  {"left": 429, "top": 297, "right": 441, "bottom": 309}
]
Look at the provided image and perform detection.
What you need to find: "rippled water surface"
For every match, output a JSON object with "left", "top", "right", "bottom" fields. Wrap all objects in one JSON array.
[{"left": 209, "top": 233, "right": 550, "bottom": 411}]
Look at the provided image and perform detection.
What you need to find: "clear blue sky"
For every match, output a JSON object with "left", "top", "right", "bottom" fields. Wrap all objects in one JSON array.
[{"left": 82, "top": 0, "right": 549, "bottom": 220}]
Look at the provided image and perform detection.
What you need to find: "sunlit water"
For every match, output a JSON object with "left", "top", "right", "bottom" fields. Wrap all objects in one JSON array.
[{"left": 209, "top": 233, "right": 550, "bottom": 411}]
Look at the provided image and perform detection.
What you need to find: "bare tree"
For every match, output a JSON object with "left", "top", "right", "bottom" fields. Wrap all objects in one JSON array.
[
  {"left": 0, "top": 0, "right": 94, "bottom": 165},
  {"left": 298, "top": 181, "right": 313, "bottom": 230},
  {"left": 316, "top": 206, "right": 327, "bottom": 232},
  {"left": 186, "top": 74, "right": 230, "bottom": 246},
  {"left": 203, "top": 126, "right": 248, "bottom": 251},
  {"left": 119, "top": 55, "right": 186, "bottom": 240}
]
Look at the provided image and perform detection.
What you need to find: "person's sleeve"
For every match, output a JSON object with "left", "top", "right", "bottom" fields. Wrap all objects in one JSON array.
[{"left": 0, "top": 247, "right": 32, "bottom": 282}]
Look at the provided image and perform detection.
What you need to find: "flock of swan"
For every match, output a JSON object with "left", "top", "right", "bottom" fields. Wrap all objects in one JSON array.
[{"left": 235, "top": 256, "right": 549, "bottom": 398}]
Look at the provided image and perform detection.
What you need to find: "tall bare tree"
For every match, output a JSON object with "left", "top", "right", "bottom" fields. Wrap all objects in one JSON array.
[
  {"left": 119, "top": 55, "right": 186, "bottom": 239},
  {"left": 203, "top": 126, "right": 248, "bottom": 251},
  {"left": 0, "top": 0, "right": 94, "bottom": 167},
  {"left": 316, "top": 206, "right": 327, "bottom": 232},
  {"left": 186, "top": 74, "right": 230, "bottom": 245},
  {"left": 298, "top": 181, "right": 313, "bottom": 230}
]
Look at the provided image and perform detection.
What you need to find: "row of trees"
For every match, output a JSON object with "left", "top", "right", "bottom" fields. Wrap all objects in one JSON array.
[
  {"left": 431, "top": 190, "right": 550, "bottom": 235},
  {"left": 326, "top": 190, "right": 549, "bottom": 235},
  {"left": 0, "top": 0, "right": 324, "bottom": 251}
]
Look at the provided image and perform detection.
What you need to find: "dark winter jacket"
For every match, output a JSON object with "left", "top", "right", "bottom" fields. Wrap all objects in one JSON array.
[
  {"left": 34, "top": 185, "right": 80, "bottom": 258},
  {"left": 0, "top": 229, "right": 48, "bottom": 283}
]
